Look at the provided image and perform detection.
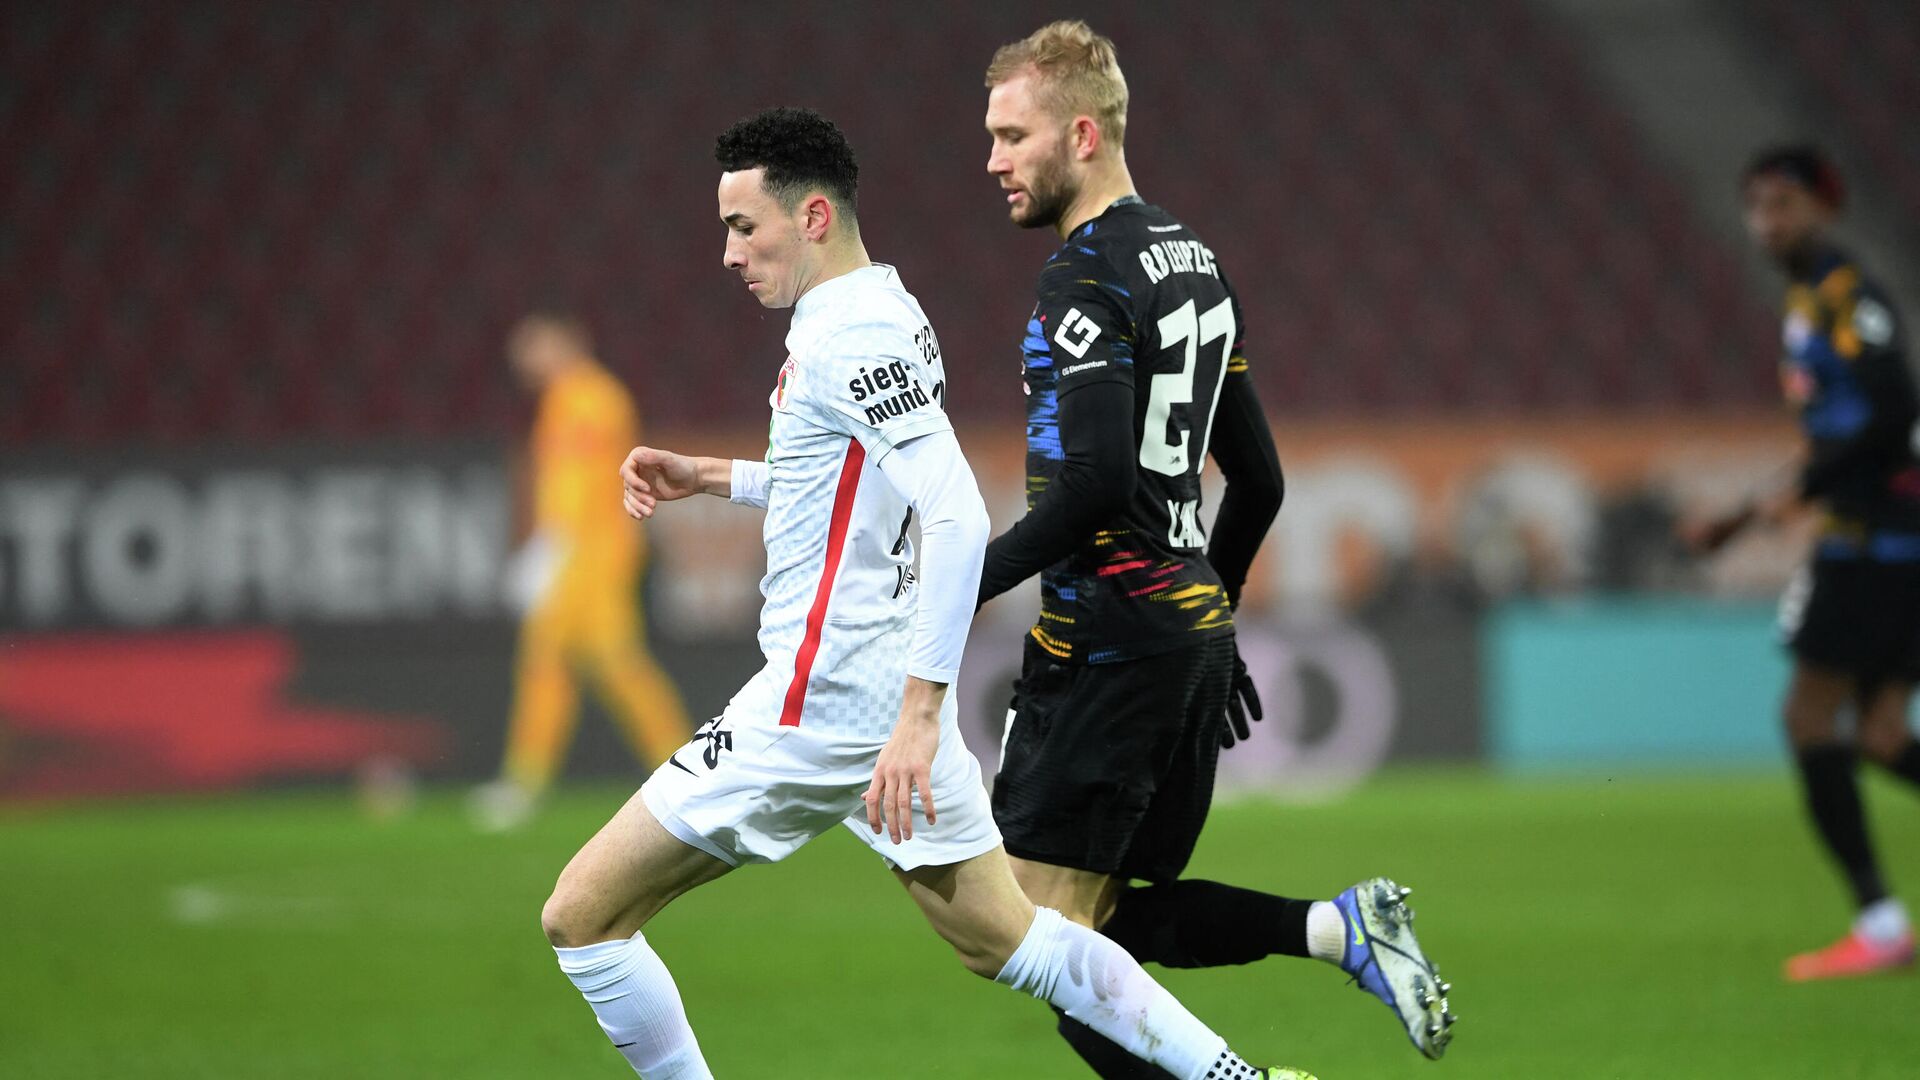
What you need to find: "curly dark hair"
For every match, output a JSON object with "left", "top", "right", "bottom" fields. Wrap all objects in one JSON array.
[
  {"left": 1742, "top": 143, "right": 1846, "bottom": 210},
  {"left": 714, "top": 107, "right": 860, "bottom": 220}
]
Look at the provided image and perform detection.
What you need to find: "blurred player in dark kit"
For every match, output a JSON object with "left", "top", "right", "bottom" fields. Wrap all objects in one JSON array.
[{"left": 1687, "top": 145, "right": 1920, "bottom": 979}]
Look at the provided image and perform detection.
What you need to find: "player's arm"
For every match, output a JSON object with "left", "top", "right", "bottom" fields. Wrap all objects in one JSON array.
[
  {"left": 864, "top": 429, "right": 991, "bottom": 843},
  {"left": 977, "top": 275, "right": 1137, "bottom": 608},
  {"left": 1688, "top": 288, "right": 1917, "bottom": 554},
  {"left": 1203, "top": 316, "right": 1284, "bottom": 608},
  {"left": 1799, "top": 285, "right": 1916, "bottom": 500},
  {"left": 619, "top": 448, "right": 764, "bottom": 519},
  {"left": 1678, "top": 459, "right": 1799, "bottom": 554}
]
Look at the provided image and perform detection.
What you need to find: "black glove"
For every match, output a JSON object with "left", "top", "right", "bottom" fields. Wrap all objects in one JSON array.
[{"left": 1220, "top": 648, "right": 1262, "bottom": 749}]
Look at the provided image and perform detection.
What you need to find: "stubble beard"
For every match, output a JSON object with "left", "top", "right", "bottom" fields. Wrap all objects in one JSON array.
[{"left": 1013, "top": 142, "right": 1078, "bottom": 231}]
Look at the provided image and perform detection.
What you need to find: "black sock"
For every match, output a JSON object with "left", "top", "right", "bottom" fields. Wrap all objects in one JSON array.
[
  {"left": 1055, "top": 1008, "right": 1174, "bottom": 1080},
  {"left": 1878, "top": 740, "right": 1920, "bottom": 790},
  {"left": 1049, "top": 880, "right": 1314, "bottom": 1078},
  {"left": 1796, "top": 743, "right": 1888, "bottom": 907},
  {"left": 1099, "top": 879, "right": 1314, "bottom": 968}
]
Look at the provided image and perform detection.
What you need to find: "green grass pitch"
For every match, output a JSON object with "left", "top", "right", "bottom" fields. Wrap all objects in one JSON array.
[{"left": 4, "top": 768, "right": 1918, "bottom": 1077}]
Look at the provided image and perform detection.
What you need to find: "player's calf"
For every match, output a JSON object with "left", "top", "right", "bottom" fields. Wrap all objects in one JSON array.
[
  {"left": 905, "top": 851, "right": 1313, "bottom": 1079},
  {"left": 998, "top": 907, "right": 1309, "bottom": 1079}
]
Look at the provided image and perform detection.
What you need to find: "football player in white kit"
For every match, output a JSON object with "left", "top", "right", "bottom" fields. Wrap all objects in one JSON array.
[{"left": 538, "top": 107, "right": 1314, "bottom": 1080}]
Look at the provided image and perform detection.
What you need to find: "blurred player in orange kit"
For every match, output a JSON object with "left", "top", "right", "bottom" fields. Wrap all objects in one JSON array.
[{"left": 472, "top": 312, "right": 691, "bottom": 831}]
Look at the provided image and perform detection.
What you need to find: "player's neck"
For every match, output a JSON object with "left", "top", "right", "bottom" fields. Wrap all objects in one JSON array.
[
  {"left": 794, "top": 239, "right": 874, "bottom": 302},
  {"left": 544, "top": 354, "right": 591, "bottom": 384},
  {"left": 1058, "top": 162, "right": 1137, "bottom": 239},
  {"left": 1782, "top": 236, "right": 1839, "bottom": 282}
]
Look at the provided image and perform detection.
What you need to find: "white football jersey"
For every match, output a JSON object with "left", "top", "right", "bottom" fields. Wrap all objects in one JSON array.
[{"left": 736, "top": 264, "right": 952, "bottom": 741}]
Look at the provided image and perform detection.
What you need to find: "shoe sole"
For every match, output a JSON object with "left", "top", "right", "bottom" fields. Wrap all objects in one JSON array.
[
  {"left": 1354, "top": 876, "right": 1453, "bottom": 1060},
  {"left": 1784, "top": 953, "right": 1916, "bottom": 981}
]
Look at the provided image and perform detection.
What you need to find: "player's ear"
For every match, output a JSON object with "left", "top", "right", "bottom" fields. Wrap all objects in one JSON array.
[
  {"left": 1071, "top": 116, "right": 1101, "bottom": 162},
  {"left": 799, "top": 193, "right": 834, "bottom": 243}
]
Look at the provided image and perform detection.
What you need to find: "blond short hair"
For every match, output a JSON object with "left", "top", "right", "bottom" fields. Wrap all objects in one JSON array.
[{"left": 985, "top": 20, "right": 1129, "bottom": 148}]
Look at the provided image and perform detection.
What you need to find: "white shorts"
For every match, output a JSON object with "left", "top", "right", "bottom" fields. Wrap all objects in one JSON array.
[{"left": 639, "top": 694, "right": 1002, "bottom": 872}]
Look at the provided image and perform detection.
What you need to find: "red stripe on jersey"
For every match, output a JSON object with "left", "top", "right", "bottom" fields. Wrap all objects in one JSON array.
[{"left": 779, "top": 439, "right": 866, "bottom": 727}]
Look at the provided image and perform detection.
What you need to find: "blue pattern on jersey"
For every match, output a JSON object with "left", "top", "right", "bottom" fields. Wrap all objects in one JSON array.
[
  {"left": 1024, "top": 312, "right": 1063, "bottom": 461},
  {"left": 1791, "top": 331, "right": 1872, "bottom": 440}
]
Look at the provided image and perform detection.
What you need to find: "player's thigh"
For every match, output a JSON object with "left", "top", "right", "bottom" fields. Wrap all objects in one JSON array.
[
  {"left": 1782, "top": 660, "right": 1857, "bottom": 745},
  {"left": 894, "top": 845, "right": 1038, "bottom": 977},
  {"left": 1119, "top": 634, "right": 1233, "bottom": 884},
  {"left": 543, "top": 787, "right": 733, "bottom": 947},
  {"left": 992, "top": 641, "right": 1199, "bottom": 876},
  {"left": 1856, "top": 680, "right": 1917, "bottom": 762},
  {"left": 1006, "top": 855, "right": 1125, "bottom": 928}
]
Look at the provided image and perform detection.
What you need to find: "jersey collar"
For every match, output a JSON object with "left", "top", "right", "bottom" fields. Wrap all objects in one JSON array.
[
  {"left": 1069, "top": 195, "right": 1144, "bottom": 241},
  {"left": 1787, "top": 242, "right": 1847, "bottom": 285},
  {"left": 793, "top": 263, "right": 899, "bottom": 324}
]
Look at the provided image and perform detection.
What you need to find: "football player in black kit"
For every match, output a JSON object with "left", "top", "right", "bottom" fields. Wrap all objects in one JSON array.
[
  {"left": 1685, "top": 145, "right": 1920, "bottom": 980},
  {"left": 976, "top": 21, "right": 1454, "bottom": 1072}
]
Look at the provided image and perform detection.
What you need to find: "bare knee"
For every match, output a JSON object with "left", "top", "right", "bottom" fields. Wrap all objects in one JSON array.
[
  {"left": 1858, "top": 690, "right": 1915, "bottom": 764},
  {"left": 938, "top": 892, "right": 1031, "bottom": 979},
  {"left": 541, "top": 863, "right": 650, "bottom": 949},
  {"left": 541, "top": 875, "right": 609, "bottom": 949},
  {"left": 950, "top": 914, "right": 1031, "bottom": 979},
  {"left": 900, "top": 855, "right": 1040, "bottom": 980},
  {"left": 1783, "top": 695, "right": 1837, "bottom": 746},
  {"left": 1861, "top": 724, "right": 1908, "bottom": 765},
  {"left": 954, "top": 941, "right": 1010, "bottom": 979},
  {"left": 1783, "top": 667, "right": 1851, "bottom": 748}
]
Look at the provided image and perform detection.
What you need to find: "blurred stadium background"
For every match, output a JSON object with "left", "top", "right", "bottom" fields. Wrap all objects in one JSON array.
[{"left": 5, "top": 1, "right": 1920, "bottom": 1076}]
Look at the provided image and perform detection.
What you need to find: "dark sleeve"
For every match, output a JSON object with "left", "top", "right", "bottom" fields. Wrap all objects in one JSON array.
[
  {"left": 977, "top": 379, "right": 1137, "bottom": 606},
  {"left": 1801, "top": 285, "right": 1918, "bottom": 499},
  {"left": 1203, "top": 311, "right": 1283, "bottom": 608},
  {"left": 977, "top": 258, "right": 1140, "bottom": 607}
]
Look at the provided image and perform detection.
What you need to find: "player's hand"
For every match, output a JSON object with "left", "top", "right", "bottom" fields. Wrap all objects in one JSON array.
[
  {"left": 501, "top": 532, "right": 563, "bottom": 613},
  {"left": 865, "top": 710, "right": 939, "bottom": 844},
  {"left": 620, "top": 446, "right": 702, "bottom": 519},
  {"left": 1220, "top": 648, "right": 1262, "bottom": 749},
  {"left": 1754, "top": 487, "right": 1803, "bottom": 527},
  {"left": 1677, "top": 505, "right": 1756, "bottom": 556}
]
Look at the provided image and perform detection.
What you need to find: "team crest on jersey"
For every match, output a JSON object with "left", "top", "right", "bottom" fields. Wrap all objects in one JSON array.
[{"left": 771, "top": 355, "right": 798, "bottom": 411}]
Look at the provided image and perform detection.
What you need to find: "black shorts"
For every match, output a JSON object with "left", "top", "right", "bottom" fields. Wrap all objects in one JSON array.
[
  {"left": 1782, "top": 556, "right": 1920, "bottom": 682},
  {"left": 991, "top": 632, "right": 1233, "bottom": 883}
]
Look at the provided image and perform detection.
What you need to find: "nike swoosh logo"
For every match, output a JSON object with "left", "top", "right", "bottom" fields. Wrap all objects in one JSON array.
[
  {"left": 1352, "top": 916, "right": 1365, "bottom": 948},
  {"left": 668, "top": 753, "right": 694, "bottom": 775}
]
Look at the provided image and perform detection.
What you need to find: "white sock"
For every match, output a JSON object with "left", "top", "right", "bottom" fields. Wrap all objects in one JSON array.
[
  {"left": 554, "top": 932, "right": 713, "bottom": 1079},
  {"left": 1306, "top": 900, "right": 1346, "bottom": 965},
  {"left": 1855, "top": 898, "right": 1911, "bottom": 944},
  {"left": 997, "top": 906, "right": 1266, "bottom": 1080}
]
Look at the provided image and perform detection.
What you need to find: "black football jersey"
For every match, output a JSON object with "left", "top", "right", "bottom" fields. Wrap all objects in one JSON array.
[
  {"left": 1019, "top": 197, "right": 1244, "bottom": 663},
  {"left": 1777, "top": 247, "right": 1920, "bottom": 547}
]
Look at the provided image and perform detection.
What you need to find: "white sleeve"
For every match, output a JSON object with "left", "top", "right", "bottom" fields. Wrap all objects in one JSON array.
[
  {"left": 729, "top": 458, "right": 769, "bottom": 509},
  {"left": 874, "top": 428, "right": 988, "bottom": 684},
  {"left": 792, "top": 321, "right": 951, "bottom": 464}
]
